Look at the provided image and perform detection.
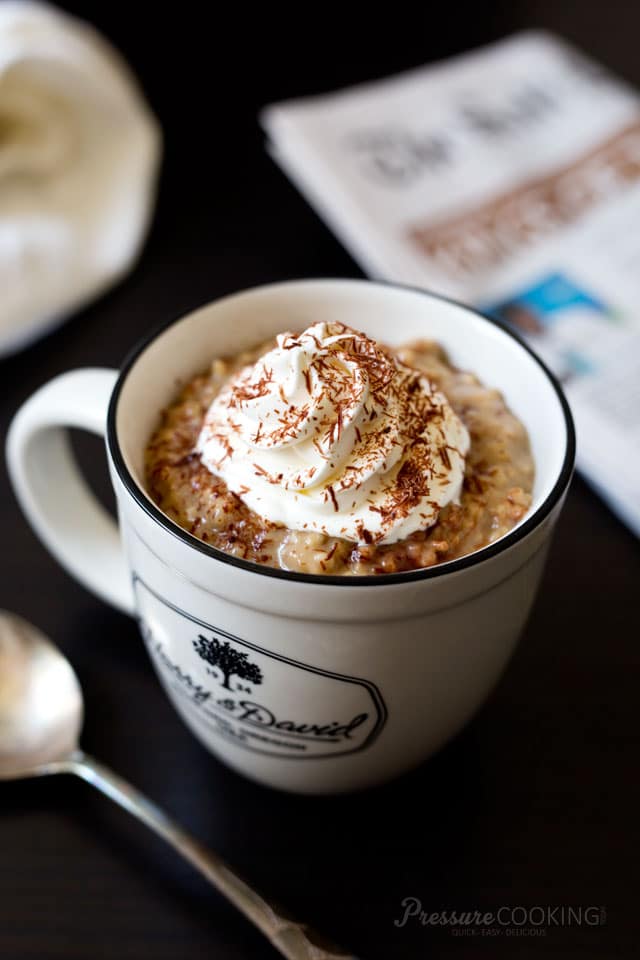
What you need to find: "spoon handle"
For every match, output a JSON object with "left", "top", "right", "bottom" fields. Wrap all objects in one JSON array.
[{"left": 61, "top": 751, "right": 357, "bottom": 960}]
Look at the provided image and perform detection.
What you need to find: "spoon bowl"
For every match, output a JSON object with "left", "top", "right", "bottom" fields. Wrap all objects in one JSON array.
[{"left": 0, "top": 612, "right": 82, "bottom": 778}]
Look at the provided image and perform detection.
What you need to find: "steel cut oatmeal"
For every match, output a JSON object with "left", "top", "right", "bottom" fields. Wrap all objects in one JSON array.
[{"left": 145, "top": 323, "right": 534, "bottom": 575}]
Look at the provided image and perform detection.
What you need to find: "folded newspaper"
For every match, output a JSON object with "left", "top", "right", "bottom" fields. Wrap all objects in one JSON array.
[{"left": 262, "top": 31, "right": 640, "bottom": 536}]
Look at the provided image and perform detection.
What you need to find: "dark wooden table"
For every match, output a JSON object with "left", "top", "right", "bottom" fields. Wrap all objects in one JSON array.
[{"left": 1, "top": 4, "right": 638, "bottom": 958}]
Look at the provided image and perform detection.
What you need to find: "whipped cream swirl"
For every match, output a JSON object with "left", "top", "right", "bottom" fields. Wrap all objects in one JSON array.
[{"left": 196, "top": 322, "right": 470, "bottom": 544}]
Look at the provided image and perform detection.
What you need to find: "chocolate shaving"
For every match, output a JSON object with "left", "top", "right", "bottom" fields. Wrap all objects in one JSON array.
[{"left": 440, "top": 445, "right": 451, "bottom": 469}]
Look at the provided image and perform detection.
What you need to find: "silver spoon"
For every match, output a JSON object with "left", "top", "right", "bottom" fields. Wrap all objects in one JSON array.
[{"left": 0, "top": 611, "right": 356, "bottom": 960}]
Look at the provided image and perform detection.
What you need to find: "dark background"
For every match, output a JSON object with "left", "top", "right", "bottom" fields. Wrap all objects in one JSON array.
[{"left": 1, "top": 2, "right": 639, "bottom": 958}]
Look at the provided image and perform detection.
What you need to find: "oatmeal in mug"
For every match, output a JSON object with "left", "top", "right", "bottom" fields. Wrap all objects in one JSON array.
[
  {"left": 145, "top": 322, "right": 534, "bottom": 574},
  {"left": 8, "top": 278, "right": 574, "bottom": 793}
]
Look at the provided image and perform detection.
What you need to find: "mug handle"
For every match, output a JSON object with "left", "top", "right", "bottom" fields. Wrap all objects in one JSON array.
[{"left": 6, "top": 368, "right": 135, "bottom": 616}]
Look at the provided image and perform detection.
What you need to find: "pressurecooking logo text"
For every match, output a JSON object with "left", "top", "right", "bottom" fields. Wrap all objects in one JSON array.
[{"left": 394, "top": 898, "right": 606, "bottom": 936}]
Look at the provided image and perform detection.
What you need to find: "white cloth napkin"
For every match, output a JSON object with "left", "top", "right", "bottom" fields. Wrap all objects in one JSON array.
[
  {"left": 0, "top": 1, "right": 161, "bottom": 354},
  {"left": 262, "top": 32, "right": 640, "bottom": 537}
]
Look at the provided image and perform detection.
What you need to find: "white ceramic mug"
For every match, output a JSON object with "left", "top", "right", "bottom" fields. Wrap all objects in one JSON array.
[{"left": 7, "top": 280, "right": 575, "bottom": 794}]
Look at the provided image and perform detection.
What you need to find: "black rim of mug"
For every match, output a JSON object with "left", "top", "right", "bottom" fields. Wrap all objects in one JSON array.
[{"left": 106, "top": 279, "right": 576, "bottom": 586}]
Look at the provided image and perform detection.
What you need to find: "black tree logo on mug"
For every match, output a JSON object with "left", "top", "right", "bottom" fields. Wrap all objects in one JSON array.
[{"left": 193, "top": 634, "right": 263, "bottom": 691}]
